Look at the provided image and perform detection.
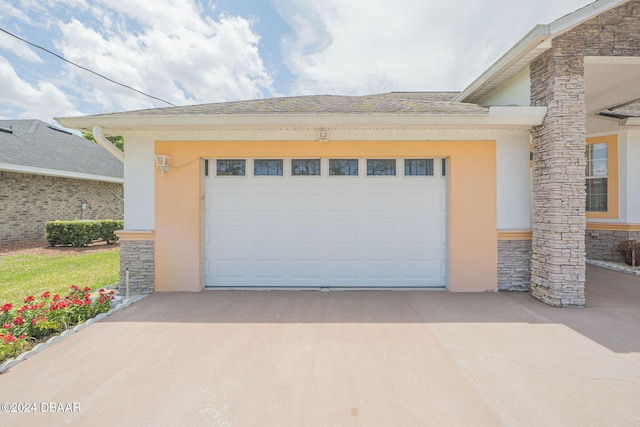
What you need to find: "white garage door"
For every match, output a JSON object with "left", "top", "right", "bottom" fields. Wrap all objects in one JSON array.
[{"left": 203, "top": 158, "right": 447, "bottom": 288}]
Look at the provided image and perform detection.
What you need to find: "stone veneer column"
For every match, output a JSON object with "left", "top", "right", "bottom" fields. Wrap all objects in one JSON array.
[
  {"left": 528, "top": 0, "right": 640, "bottom": 306},
  {"left": 530, "top": 47, "right": 587, "bottom": 307},
  {"left": 117, "top": 231, "right": 155, "bottom": 295}
]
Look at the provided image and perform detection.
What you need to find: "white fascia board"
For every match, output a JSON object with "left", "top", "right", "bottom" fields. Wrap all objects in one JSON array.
[
  {"left": 489, "top": 106, "right": 547, "bottom": 120},
  {"left": 56, "top": 109, "right": 547, "bottom": 132},
  {"left": 453, "top": 25, "right": 550, "bottom": 103},
  {"left": 0, "top": 163, "right": 124, "bottom": 183},
  {"left": 620, "top": 118, "right": 640, "bottom": 126},
  {"left": 455, "top": 0, "right": 629, "bottom": 104}
]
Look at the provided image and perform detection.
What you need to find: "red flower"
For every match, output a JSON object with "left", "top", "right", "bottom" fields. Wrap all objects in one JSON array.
[
  {"left": 24, "top": 295, "right": 35, "bottom": 303},
  {"left": 99, "top": 288, "right": 105, "bottom": 293},
  {"left": 41, "top": 291, "right": 51, "bottom": 298},
  {"left": 3, "top": 334, "right": 16, "bottom": 343},
  {"left": 2, "top": 323, "right": 13, "bottom": 329},
  {"left": 83, "top": 286, "right": 91, "bottom": 292},
  {"left": 30, "top": 302, "right": 45, "bottom": 310},
  {"left": 12, "top": 316, "right": 24, "bottom": 326},
  {"left": 1, "top": 303, "right": 12, "bottom": 313},
  {"left": 19, "top": 334, "right": 25, "bottom": 339},
  {"left": 84, "top": 298, "right": 91, "bottom": 306},
  {"left": 52, "top": 294, "right": 61, "bottom": 301}
]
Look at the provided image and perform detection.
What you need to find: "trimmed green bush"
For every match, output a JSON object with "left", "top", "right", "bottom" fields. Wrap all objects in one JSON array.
[{"left": 45, "top": 220, "right": 124, "bottom": 247}]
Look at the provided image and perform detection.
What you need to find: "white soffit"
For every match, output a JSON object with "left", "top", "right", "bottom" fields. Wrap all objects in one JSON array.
[{"left": 454, "top": 0, "right": 629, "bottom": 104}]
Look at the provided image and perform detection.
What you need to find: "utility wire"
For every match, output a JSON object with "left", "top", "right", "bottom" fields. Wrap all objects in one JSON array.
[{"left": 0, "top": 27, "right": 177, "bottom": 107}]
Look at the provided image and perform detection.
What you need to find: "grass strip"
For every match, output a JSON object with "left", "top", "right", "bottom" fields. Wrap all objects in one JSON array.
[{"left": 0, "top": 250, "right": 119, "bottom": 304}]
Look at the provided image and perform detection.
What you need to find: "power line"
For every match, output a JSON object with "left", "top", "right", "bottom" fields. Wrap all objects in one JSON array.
[{"left": 0, "top": 27, "right": 177, "bottom": 107}]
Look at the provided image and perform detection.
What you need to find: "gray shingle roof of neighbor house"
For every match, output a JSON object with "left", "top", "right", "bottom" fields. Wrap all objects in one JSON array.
[
  {"left": 74, "top": 92, "right": 487, "bottom": 118},
  {"left": 0, "top": 119, "right": 123, "bottom": 180}
]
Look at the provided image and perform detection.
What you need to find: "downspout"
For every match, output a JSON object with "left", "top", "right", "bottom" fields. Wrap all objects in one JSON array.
[{"left": 93, "top": 125, "right": 124, "bottom": 162}]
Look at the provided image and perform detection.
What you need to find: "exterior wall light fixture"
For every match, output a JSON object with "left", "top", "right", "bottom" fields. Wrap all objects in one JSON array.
[{"left": 154, "top": 154, "right": 171, "bottom": 176}]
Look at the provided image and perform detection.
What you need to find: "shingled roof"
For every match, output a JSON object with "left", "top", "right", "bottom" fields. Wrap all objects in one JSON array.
[
  {"left": 0, "top": 119, "right": 123, "bottom": 180},
  {"left": 79, "top": 92, "right": 486, "bottom": 118}
]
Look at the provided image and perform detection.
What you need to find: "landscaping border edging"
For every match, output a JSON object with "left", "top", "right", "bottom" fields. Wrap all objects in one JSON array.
[
  {"left": 587, "top": 259, "right": 640, "bottom": 277},
  {"left": 0, "top": 295, "right": 147, "bottom": 374}
]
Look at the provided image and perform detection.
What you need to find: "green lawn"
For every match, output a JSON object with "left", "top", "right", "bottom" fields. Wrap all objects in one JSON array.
[{"left": 0, "top": 250, "right": 119, "bottom": 305}]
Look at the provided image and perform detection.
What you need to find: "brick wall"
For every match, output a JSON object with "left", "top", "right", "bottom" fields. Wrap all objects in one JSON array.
[
  {"left": 529, "top": 0, "right": 640, "bottom": 307},
  {"left": 498, "top": 240, "right": 532, "bottom": 291},
  {"left": 119, "top": 240, "right": 154, "bottom": 295},
  {"left": 0, "top": 171, "right": 123, "bottom": 247}
]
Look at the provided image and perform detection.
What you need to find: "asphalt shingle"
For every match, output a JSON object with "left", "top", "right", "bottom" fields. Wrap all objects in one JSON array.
[
  {"left": 0, "top": 119, "right": 123, "bottom": 179},
  {"left": 78, "top": 92, "right": 486, "bottom": 118}
]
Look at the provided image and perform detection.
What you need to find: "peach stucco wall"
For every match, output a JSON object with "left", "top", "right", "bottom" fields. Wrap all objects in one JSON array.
[{"left": 154, "top": 140, "right": 497, "bottom": 292}]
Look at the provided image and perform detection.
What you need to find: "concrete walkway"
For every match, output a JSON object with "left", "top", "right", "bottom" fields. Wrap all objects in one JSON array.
[{"left": 1, "top": 265, "right": 639, "bottom": 426}]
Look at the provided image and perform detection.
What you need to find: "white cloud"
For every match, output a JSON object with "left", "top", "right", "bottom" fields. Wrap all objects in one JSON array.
[
  {"left": 0, "top": 56, "right": 81, "bottom": 122},
  {"left": 275, "top": 0, "right": 592, "bottom": 95},
  {"left": 52, "top": 0, "right": 276, "bottom": 111},
  {"left": 0, "top": 31, "right": 43, "bottom": 63}
]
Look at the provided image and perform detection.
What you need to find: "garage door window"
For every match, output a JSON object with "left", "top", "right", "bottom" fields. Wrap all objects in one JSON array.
[
  {"left": 329, "top": 159, "right": 358, "bottom": 176},
  {"left": 254, "top": 159, "right": 283, "bottom": 176},
  {"left": 367, "top": 159, "right": 396, "bottom": 176},
  {"left": 292, "top": 159, "right": 321, "bottom": 176},
  {"left": 216, "top": 160, "right": 246, "bottom": 176},
  {"left": 404, "top": 159, "right": 434, "bottom": 176}
]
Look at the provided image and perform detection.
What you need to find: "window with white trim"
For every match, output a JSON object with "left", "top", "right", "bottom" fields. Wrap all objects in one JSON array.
[
  {"left": 367, "top": 159, "right": 396, "bottom": 176},
  {"left": 254, "top": 159, "right": 283, "bottom": 176},
  {"left": 329, "top": 159, "right": 358, "bottom": 176},
  {"left": 585, "top": 142, "right": 608, "bottom": 212},
  {"left": 291, "top": 159, "right": 321, "bottom": 176},
  {"left": 216, "top": 159, "right": 246, "bottom": 176}
]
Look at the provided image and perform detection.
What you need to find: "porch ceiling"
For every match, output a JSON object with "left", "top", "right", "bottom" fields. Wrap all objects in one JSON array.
[{"left": 585, "top": 57, "right": 640, "bottom": 134}]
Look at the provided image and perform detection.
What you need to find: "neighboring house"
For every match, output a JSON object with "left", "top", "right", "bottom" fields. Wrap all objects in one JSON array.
[
  {"left": 57, "top": 0, "right": 640, "bottom": 307},
  {"left": 0, "top": 119, "right": 124, "bottom": 247}
]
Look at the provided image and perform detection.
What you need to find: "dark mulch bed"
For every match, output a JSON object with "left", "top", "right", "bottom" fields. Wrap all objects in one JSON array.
[{"left": 0, "top": 241, "right": 120, "bottom": 258}]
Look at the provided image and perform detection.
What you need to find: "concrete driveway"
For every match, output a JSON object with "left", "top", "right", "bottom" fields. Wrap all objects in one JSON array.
[{"left": 1, "top": 265, "right": 639, "bottom": 426}]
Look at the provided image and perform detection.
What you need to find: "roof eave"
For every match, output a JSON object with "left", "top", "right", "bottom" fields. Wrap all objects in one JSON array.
[
  {"left": 0, "top": 162, "right": 124, "bottom": 183},
  {"left": 454, "top": 0, "right": 629, "bottom": 104},
  {"left": 55, "top": 107, "right": 547, "bottom": 133}
]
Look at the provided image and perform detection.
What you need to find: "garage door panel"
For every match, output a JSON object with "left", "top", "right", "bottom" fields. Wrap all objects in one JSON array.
[
  {"left": 324, "top": 225, "right": 360, "bottom": 246},
  {"left": 251, "top": 258, "right": 285, "bottom": 278},
  {"left": 364, "top": 260, "right": 398, "bottom": 279},
  {"left": 251, "top": 192, "right": 286, "bottom": 212},
  {"left": 204, "top": 159, "right": 447, "bottom": 288},
  {"left": 326, "top": 259, "right": 360, "bottom": 279},
  {"left": 212, "top": 192, "right": 249, "bottom": 212},
  {"left": 252, "top": 226, "right": 285, "bottom": 246},
  {"left": 213, "top": 259, "right": 248, "bottom": 279},
  {"left": 361, "top": 225, "right": 398, "bottom": 245},
  {"left": 289, "top": 259, "right": 324, "bottom": 279}
]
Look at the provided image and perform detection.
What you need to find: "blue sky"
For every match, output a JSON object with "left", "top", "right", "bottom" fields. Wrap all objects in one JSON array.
[{"left": 0, "top": 0, "right": 592, "bottom": 126}]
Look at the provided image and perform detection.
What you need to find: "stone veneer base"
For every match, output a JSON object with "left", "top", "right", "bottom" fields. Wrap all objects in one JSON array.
[
  {"left": 498, "top": 240, "right": 532, "bottom": 291},
  {"left": 119, "top": 240, "right": 154, "bottom": 295}
]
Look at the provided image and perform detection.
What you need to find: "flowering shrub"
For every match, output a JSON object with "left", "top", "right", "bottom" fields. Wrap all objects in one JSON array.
[{"left": 0, "top": 286, "right": 115, "bottom": 362}]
